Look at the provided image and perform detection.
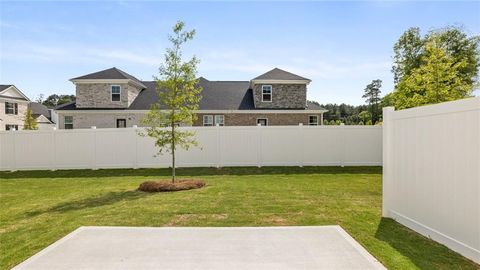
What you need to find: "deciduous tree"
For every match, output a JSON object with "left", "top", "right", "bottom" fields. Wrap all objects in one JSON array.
[{"left": 141, "top": 21, "right": 202, "bottom": 183}]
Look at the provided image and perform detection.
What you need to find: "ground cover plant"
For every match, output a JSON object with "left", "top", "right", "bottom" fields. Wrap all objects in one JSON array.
[{"left": 0, "top": 166, "right": 478, "bottom": 270}]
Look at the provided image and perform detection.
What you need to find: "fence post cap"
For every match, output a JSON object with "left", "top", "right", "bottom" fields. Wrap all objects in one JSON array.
[
  {"left": 298, "top": 123, "right": 303, "bottom": 126},
  {"left": 132, "top": 125, "right": 138, "bottom": 128},
  {"left": 91, "top": 126, "right": 96, "bottom": 129}
]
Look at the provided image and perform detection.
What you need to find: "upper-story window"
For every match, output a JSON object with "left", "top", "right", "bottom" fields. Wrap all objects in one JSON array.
[
  {"left": 261, "top": 85, "right": 272, "bottom": 102},
  {"left": 5, "top": 102, "right": 18, "bottom": 115},
  {"left": 111, "top": 85, "right": 121, "bottom": 101}
]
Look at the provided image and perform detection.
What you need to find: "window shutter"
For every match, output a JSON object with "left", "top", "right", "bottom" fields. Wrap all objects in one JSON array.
[{"left": 4, "top": 102, "right": 7, "bottom": 114}]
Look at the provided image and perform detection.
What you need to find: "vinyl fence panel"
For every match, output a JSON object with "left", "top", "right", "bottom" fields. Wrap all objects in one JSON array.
[
  {"left": 0, "top": 125, "right": 382, "bottom": 171},
  {"left": 383, "top": 97, "right": 480, "bottom": 264}
]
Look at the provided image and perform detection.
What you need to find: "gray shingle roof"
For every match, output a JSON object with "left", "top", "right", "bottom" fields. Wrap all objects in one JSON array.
[
  {"left": 30, "top": 102, "right": 51, "bottom": 119},
  {"left": 0, "top": 85, "right": 13, "bottom": 92},
  {"left": 252, "top": 68, "right": 310, "bottom": 81},
  {"left": 57, "top": 78, "right": 326, "bottom": 111},
  {"left": 71, "top": 67, "right": 146, "bottom": 88}
]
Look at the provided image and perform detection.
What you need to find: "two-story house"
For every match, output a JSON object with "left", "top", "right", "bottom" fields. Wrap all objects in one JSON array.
[
  {"left": 55, "top": 67, "right": 327, "bottom": 129},
  {"left": 0, "top": 85, "right": 30, "bottom": 130}
]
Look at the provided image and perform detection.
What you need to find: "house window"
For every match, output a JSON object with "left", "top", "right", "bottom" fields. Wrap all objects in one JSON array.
[
  {"left": 309, "top": 115, "right": 319, "bottom": 126},
  {"left": 116, "top": 119, "right": 126, "bottom": 128},
  {"left": 64, "top": 116, "right": 73, "bottom": 129},
  {"left": 5, "top": 102, "right": 18, "bottom": 115},
  {"left": 261, "top": 85, "right": 272, "bottom": 102},
  {"left": 203, "top": 115, "right": 213, "bottom": 126},
  {"left": 111, "top": 85, "right": 121, "bottom": 101},
  {"left": 214, "top": 115, "right": 225, "bottom": 126},
  {"left": 5, "top": 124, "right": 18, "bottom": 131},
  {"left": 257, "top": 118, "right": 268, "bottom": 126}
]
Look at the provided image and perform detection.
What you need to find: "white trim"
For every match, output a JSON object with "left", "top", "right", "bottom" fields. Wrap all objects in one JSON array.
[
  {"left": 261, "top": 85, "right": 272, "bottom": 103},
  {"left": 70, "top": 79, "right": 145, "bottom": 89},
  {"left": 56, "top": 109, "right": 328, "bottom": 114},
  {"left": 308, "top": 115, "right": 319, "bottom": 126},
  {"left": 256, "top": 118, "right": 268, "bottom": 126},
  {"left": 111, "top": 85, "right": 121, "bottom": 102},
  {"left": 0, "top": 85, "right": 31, "bottom": 101},
  {"left": 214, "top": 115, "right": 225, "bottom": 126},
  {"left": 0, "top": 96, "right": 30, "bottom": 103},
  {"left": 203, "top": 115, "right": 213, "bottom": 126},
  {"left": 252, "top": 79, "right": 310, "bottom": 85}
]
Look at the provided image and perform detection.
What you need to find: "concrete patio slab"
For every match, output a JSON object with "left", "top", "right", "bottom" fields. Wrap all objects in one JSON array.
[{"left": 13, "top": 226, "right": 385, "bottom": 270}]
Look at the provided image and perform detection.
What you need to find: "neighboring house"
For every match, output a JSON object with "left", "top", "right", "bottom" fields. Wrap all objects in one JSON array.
[
  {"left": 0, "top": 85, "right": 30, "bottom": 130},
  {"left": 30, "top": 102, "right": 55, "bottom": 130},
  {"left": 55, "top": 67, "right": 327, "bottom": 129}
]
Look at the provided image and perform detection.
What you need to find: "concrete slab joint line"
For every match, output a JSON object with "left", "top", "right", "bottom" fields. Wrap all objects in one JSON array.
[{"left": 13, "top": 225, "right": 385, "bottom": 270}]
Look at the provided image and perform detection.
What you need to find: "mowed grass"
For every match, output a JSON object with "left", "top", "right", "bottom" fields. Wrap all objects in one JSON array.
[{"left": 0, "top": 167, "right": 478, "bottom": 270}]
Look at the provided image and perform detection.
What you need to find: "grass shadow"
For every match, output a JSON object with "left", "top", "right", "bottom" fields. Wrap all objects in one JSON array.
[
  {"left": 375, "top": 218, "right": 478, "bottom": 269},
  {"left": 25, "top": 190, "right": 149, "bottom": 217},
  {"left": 1, "top": 166, "right": 382, "bottom": 179}
]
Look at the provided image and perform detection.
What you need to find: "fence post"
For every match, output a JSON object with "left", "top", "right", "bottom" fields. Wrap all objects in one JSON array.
[
  {"left": 257, "top": 123, "right": 262, "bottom": 168},
  {"left": 382, "top": 107, "right": 395, "bottom": 217},
  {"left": 298, "top": 123, "right": 303, "bottom": 167},
  {"left": 340, "top": 123, "right": 345, "bottom": 167},
  {"left": 91, "top": 126, "right": 97, "bottom": 170},
  {"left": 51, "top": 127, "right": 57, "bottom": 171},
  {"left": 132, "top": 125, "right": 138, "bottom": 169},
  {"left": 216, "top": 124, "right": 221, "bottom": 168},
  {"left": 10, "top": 128, "right": 16, "bottom": 172}
]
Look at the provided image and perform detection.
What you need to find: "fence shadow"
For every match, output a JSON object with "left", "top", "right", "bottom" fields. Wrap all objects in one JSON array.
[
  {"left": 25, "top": 190, "right": 148, "bottom": 217},
  {"left": 375, "top": 218, "right": 475, "bottom": 268},
  {"left": 1, "top": 166, "right": 382, "bottom": 179}
]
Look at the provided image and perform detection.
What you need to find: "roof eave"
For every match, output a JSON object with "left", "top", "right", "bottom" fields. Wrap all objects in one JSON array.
[
  {"left": 70, "top": 79, "right": 146, "bottom": 89},
  {"left": 251, "top": 79, "right": 311, "bottom": 85}
]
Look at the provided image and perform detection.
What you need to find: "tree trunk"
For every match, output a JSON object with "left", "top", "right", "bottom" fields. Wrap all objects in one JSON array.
[{"left": 171, "top": 120, "right": 176, "bottom": 183}]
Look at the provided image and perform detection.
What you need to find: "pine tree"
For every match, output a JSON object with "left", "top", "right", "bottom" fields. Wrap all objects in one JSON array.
[{"left": 362, "top": 79, "right": 382, "bottom": 123}]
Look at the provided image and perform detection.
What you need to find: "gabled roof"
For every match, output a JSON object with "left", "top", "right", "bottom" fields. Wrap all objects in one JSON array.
[
  {"left": 70, "top": 67, "right": 146, "bottom": 89},
  {"left": 30, "top": 102, "right": 51, "bottom": 119},
  {"left": 0, "top": 84, "right": 31, "bottom": 101},
  {"left": 0, "top": 85, "right": 13, "bottom": 92},
  {"left": 252, "top": 68, "right": 310, "bottom": 82}
]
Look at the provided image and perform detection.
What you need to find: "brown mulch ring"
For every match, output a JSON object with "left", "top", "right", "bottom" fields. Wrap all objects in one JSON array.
[{"left": 138, "top": 179, "right": 205, "bottom": 192}]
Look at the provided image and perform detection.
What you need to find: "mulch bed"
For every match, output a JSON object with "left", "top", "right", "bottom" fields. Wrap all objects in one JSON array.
[{"left": 138, "top": 179, "right": 205, "bottom": 192}]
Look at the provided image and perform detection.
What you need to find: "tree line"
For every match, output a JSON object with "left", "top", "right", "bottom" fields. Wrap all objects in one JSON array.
[{"left": 322, "top": 25, "right": 479, "bottom": 125}]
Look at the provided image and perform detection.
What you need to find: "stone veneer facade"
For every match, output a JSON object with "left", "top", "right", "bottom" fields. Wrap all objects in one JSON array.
[
  {"left": 0, "top": 99, "right": 28, "bottom": 130},
  {"left": 75, "top": 83, "right": 142, "bottom": 108},
  {"left": 252, "top": 83, "right": 306, "bottom": 109}
]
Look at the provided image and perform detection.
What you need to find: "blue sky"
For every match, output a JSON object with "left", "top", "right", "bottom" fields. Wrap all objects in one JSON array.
[{"left": 1, "top": 1, "right": 479, "bottom": 105}]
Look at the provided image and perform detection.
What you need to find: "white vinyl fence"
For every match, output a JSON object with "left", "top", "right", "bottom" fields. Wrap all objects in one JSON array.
[
  {"left": 0, "top": 125, "right": 382, "bottom": 171},
  {"left": 383, "top": 97, "right": 480, "bottom": 264}
]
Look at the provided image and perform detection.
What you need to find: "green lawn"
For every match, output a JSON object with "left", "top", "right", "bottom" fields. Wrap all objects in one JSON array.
[{"left": 0, "top": 167, "right": 477, "bottom": 270}]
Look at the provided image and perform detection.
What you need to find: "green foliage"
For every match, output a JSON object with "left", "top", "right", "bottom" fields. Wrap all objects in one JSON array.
[
  {"left": 329, "top": 119, "right": 336, "bottom": 125},
  {"left": 141, "top": 21, "right": 201, "bottom": 182},
  {"left": 23, "top": 107, "right": 38, "bottom": 130},
  {"left": 365, "top": 120, "right": 373, "bottom": 125},
  {"left": 323, "top": 119, "right": 329, "bottom": 125},
  {"left": 320, "top": 103, "right": 369, "bottom": 125},
  {"left": 392, "top": 26, "right": 479, "bottom": 87},
  {"left": 390, "top": 25, "right": 479, "bottom": 109},
  {"left": 362, "top": 79, "right": 382, "bottom": 123},
  {"left": 335, "top": 120, "right": 342, "bottom": 125},
  {"left": 41, "top": 94, "right": 76, "bottom": 108},
  {"left": 358, "top": 110, "right": 371, "bottom": 123},
  {"left": 358, "top": 121, "right": 364, "bottom": 125},
  {"left": 394, "top": 36, "right": 473, "bottom": 109}
]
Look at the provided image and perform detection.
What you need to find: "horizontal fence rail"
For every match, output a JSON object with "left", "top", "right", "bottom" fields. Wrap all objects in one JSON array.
[
  {"left": 0, "top": 125, "right": 382, "bottom": 171},
  {"left": 383, "top": 97, "right": 480, "bottom": 264}
]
